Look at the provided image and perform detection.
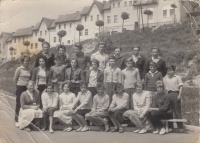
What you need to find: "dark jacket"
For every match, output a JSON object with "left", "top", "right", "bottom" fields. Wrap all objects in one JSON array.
[
  {"left": 86, "top": 69, "right": 104, "bottom": 86},
  {"left": 133, "top": 55, "right": 146, "bottom": 80},
  {"left": 114, "top": 55, "right": 126, "bottom": 70},
  {"left": 35, "top": 52, "right": 55, "bottom": 69}
]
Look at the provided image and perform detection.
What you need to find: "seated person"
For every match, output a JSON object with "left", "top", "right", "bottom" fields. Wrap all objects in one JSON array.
[
  {"left": 18, "top": 81, "right": 43, "bottom": 132},
  {"left": 71, "top": 82, "right": 92, "bottom": 132},
  {"left": 146, "top": 80, "right": 173, "bottom": 135},
  {"left": 85, "top": 83, "right": 109, "bottom": 132},
  {"left": 41, "top": 84, "right": 58, "bottom": 133},
  {"left": 108, "top": 83, "right": 129, "bottom": 133},
  {"left": 123, "top": 81, "right": 150, "bottom": 134}
]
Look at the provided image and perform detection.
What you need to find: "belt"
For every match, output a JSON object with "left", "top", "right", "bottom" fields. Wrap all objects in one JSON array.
[{"left": 168, "top": 91, "right": 179, "bottom": 94}]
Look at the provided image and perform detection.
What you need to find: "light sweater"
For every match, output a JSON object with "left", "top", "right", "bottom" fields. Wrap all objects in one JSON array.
[
  {"left": 93, "top": 94, "right": 109, "bottom": 112},
  {"left": 73, "top": 90, "right": 92, "bottom": 109},
  {"left": 41, "top": 92, "right": 58, "bottom": 108},
  {"left": 110, "top": 92, "right": 129, "bottom": 110},
  {"left": 13, "top": 66, "right": 31, "bottom": 86},
  {"left": 59, "top": 92, "right": 76, "bottom": 110}
]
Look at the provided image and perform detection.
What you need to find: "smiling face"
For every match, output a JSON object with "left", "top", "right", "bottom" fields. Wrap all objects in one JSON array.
[
  {"left": 152, "top": 49, "right": 159, "bottom": 58},
  {"left": 27, "top": 83, "right": 34, "bottom": 93},
  {"left": 167, "top": 68, "right": 175, "bottom": 77},
  {"left": 23, "top": 58, "right": 30, "bottom": 68},
  {"left": 71, "top": 60, "right": 77, "bottom": 68},
  {"left": 132, "top": 47, "right": 140, "bottom": 56},
  {"left": 136, "top": 84, "right": 143, "bottom": 93},
  {"left": 98, "top": 45, "right": 105, "bottom": 53},
  {"left": 43, "top": 43, "right": 49, "bottom": 54},
  {"left": 74, "top": 46, "right": 81, "bottom": 55},
  {"left": 114, "top": 48, "right": 120, "bottom": 57},
  {"left": 157, "top": 85, "right": 164, "bottom": 94},
  {"left": 126, "top": 61, "right": 133, "bottom": 69},
  {"left": 39, "top": 58, "right": 45, "bottom": 67},
  {"left": 109, "top": 59, "right": 115, "bottom": 68},
  {"left": 46, "top": 85, "right": 53, "bottom": 94},
  {"left": 63, "top": 84, "right": 70, "bottom": 93},
  {"left": 55, "top": 59, "right": 61, "bottom": 66},
  {"left": 80, "top": 84, "right": 87, "bottom": 93},
  {"left": 91, "top": 62, "right": 98, "bottom": 70},
  {"left": 97, "top": 87, "right": 104, "bottom": 95},
  {"left": 117, "top": 86, "right": 123, "bottom": 95},
  {"left": 58, "top": 48, "right": 65, "bottom": 55},
  {"left": 150, "top": 65, "right": 156, "bottom": 73}
]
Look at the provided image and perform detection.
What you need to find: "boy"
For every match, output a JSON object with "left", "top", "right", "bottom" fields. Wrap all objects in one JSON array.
[
  {"left": 104, "top": 56, "right": 122, "bottom": 103},
  {"left": 50, "top": 55, "right": 67, "bottom": 93},
  {"left": 122, "top": 57, "right": 140, "bottom": 109},
  {"left": 163, "top": 65, "right": 184, "bottom": 132},
  {"left": 57, "top": 45, "right": 69, "bottom": 66},
  {"left": 144, "top": 61, "right": 163, "bottom": 104},
  {"left": 114, "top": 47, "right": 126, "bottom": 70}
]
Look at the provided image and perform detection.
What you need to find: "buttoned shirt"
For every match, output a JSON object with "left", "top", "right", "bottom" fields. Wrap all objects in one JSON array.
[
  {"left": 104, "top": 67, "right": 122, "bottom": 83},
  {"left": 163, "top": 75, "right": 183, "bottom": 91},
  {"left": 132, "top": 55, "right": 141, "bottom": 63},
  {"left": 91, "top": 51, "right": 109, "bottom": 70},
  {"left": 73, "top": 90, "right": 92, "bottom": 109}
]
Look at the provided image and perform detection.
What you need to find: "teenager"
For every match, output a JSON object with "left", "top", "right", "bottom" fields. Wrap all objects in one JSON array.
[{"left": 114, "top": 47, "right": 126, "bottom": 70}]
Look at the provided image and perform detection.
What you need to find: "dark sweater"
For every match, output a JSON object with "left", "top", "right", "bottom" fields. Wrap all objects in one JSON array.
[
  {"left": 133, "top": 55, "right": 146, "bottom": 80},
  {"left": 114, "top": 55, "right": 126, "bottom": 70},
  {"left": 144, "top": 71, "right": 163, "bottom": 91},
  {"left": 35, "top": 52, "right": 55, "bottom": 69}
]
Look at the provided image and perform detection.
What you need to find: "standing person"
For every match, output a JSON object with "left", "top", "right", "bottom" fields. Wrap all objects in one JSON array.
[
  {"left": 122, "top": 57, "right": 140, "bottom": 109},
  {"left": 132, "top": 46, "right": 146, "bottom": 80},
  {"left": 108, "top": 83, "right": 129, "bottom": 133},
  {"left": 146, "top": 81, "right": 173, "bottom": 135},
  {"left": 163, "top": 65, "right": 184, "bottom": 132},
  {"left": 35, "top": 42, "right": 54, "bottom": 69},
  {"left": 13, "top": 56, "right": 31, "bottom": 127},
  {"left": 123, "top": 81, "right": 150, "bottom": 134},
  {"left": 114, "top": 47, "right": 126, "bottom": 70},
  {"left": 144, "top": 61, "right": 163, "bottom": 105},
  {"left": 41, "top": 84, "right": 58, "bottom": 133},
  {"left": 86, "top": 59, "right": 104, "bottom": 98},
  {"left": 64, "top": 58, "right": 84, "bottom": 96},
  {"left": 85, "top": 83, "right": 110, "bottom": 132},
  {"left": 57, "top": 45, "right": 69, "bottom": 66},
  {"left": 91, "top": 42, "right": 109, "bottom": 71},
  {"left": 104, "top": 56, "right": 122, "bottom": 103},
  {"left": 146, "top": 47, "right": 167, "bottom": 77},
  {"left": 71, "top": 82, "right": 92, "bottom": 132},
  {"left": 50, "top": 55, "right": 67, "bottom": 93},
  {"left": 18, "top": 81, "right": 43, "bottom": 132}
]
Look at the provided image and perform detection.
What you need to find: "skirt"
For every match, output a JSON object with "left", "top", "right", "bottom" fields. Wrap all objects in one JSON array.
[{"left": 54, "top": 109, "right": 74, "bottom": 125}]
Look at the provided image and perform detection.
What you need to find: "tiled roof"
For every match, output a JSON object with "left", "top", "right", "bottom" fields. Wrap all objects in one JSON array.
[
  {"left": 0, "top": 32, "right": 12, "bottom": 42},
  {"left": 133, "top": 0, "right": 158, "bottom": 6},
  {"left": 12, "top": 27, "right": 34, "bottom": 37},
  {"left": 103, "top": 2, "right": 111, "bottom": 10},
  {"left": 32, "top": 22, "right": 40, "bottom": 31},
  {"left": 55, "top": 12, "right": 81, "bottom": 23},
  {"left": 32, "top": 18, "right": 54, "bottom": 31},
  {"left": 94, "top": 0, "right": 104, "bottom": 13},
  {"left": 81, "top": 6, "right": 91, "bottom": 15},
  {"left": 49, "top": 20, "right": 56, "bottom": 29},
  {"left": 81, "top": 0, "right": 105, "bottom": 15}
]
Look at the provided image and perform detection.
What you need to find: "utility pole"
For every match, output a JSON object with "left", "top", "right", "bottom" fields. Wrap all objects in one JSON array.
[{"left": 140, "top": 2, "right": 144, "bottom": 32}]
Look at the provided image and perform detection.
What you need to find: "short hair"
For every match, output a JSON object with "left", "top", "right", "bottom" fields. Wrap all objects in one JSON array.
[
  {"left": 98, "top": 42, "right": 105, "bottom": 47},
  {"left": 156, "top": 80, "right": 165, "bottom": 90},
  {"left": 125, "top": 57, "right": 133, "bottom": 63},
  {"left": 70, "top": 57, "right": 78, "bottom": 65},
  {"left": 115, "top": 83, "right": 124, "bottom": 92},
  {"left": 26, "top": 80, "right": 34, "bottom": 87},
  {"left": 91, "top": 59, "right": 99, "bottom": 67},
  {"left": 96, "top": 83, "right": 105, "bottom": 90},
  {"left": 167, "top": 65, "right": 176, "bottom": 71},
  {"left": 109, "top": 55, "right": 116, "bottom": 61},
  {"left": 134, "top": 81, "right": 144, "bottom": 89},
  {"left": 38, "top": 57, "right": 46, "bottom": 62},
  {"left": 42, "top": 41, "right": 50, "bottom": 48},
  {"left": 149, "top": 61, "right": 157, "bottom": 67},
  {"left": 74, "top": 44, "right": 83, "bottom": 50},
  {"left": 57, "top": 45, "right": 66, "bottom": 51},
  {"left": 46, "top": 83, "right": 54, "bottom": 89},
  {"left": 132, "top": 46, "right": 141, "bottom": 51},
  {"left": 80, "top": 82, "right": 87, "bottom": 88},
  {"left": 19, "top": 55, "right": 30, "bottom": 63},
  {"left": 151, "top": 47, "right": 160, "bottom": 53},
  {"left": 62, "top": 82, "right": 71, "bottom": 89},
  {"left": 114, "top": 47, "right": 122, "bottom": 51},
  {"left": 55, "top": 55, "right": 61, "bottom": 60}
]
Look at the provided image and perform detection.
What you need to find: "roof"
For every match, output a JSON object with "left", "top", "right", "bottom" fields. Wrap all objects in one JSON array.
[
  {"left": 103, "top": 2, "right": 111, "bottom": 10},
  {"left": 81, "top": 0, "right": 105, "bottom": 15},
  {"left": 12, "top": 26, "right": 34, "bottom": 37},
  {"left": 81, "top": 6, "right": 91, "bottom": 15},
  {"left": 0, "top": 32, "right": 12, "bottom": 42},
  {"left": 49, "top": 20, "right": 56, "bottom": 29},
  {"left": 55, "top": 12, "right": 81, "bottom": 23},
  {"left": 32, "top": 17, "right": 55, "bottom": 31},
  {"left": 133, "top": 0, "right": 158, "bottom": 6}
]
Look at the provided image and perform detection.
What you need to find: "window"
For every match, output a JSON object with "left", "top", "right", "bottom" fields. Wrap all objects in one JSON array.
[
  {"left": 70, "top": 23, "right": 72, "bottom": 28},
  {"left": 163, "top": 10, "right": 167, "bottom": 18},
  {"left": 14, "top": 38, "right": 16, "bottom": 43},
  {"left": 97, "top": 15, "right": 99, "bottom": 20},
  {"left": 85, "top": 16, "right": 87, "bottom": 22},
  {"left": 18, "top": 37, "right": 20, "bottom": 43},
  {"left": 114, "top": 15, "right": 118, "bottom": 23},
  {"left": 118, "top": 2, "right": 120, "bottom": 7},
  {"left": 54, "top": 37, "right": 56, "bottom": 43},
  {"left": 68, "top": 40, "right": 70, "bottom": 44},
  {"left": 149, "top": 11, "right": 153, "bottom": 20},
  {"left": 45, "top": 30, "right": 47, "bottom": 35},
  {"left": 85, "top": 29, "right": 88, "bottom": 35},
  {"left": 170, "top": 9, "right": 174, "bottom": 17},
  {"left": 35, "top": 43, "right": 38, "bottom": 49},
  {"left": 35, "top": 32, "right": 37, "bottom": 36},
  {"left": 107, "top": 16, "right": 111, "bottom": 24},
  {"left": 91, "top": 15, "right": 93, "bottom": 21},
  {"left": 113, "top": 3, "right": 115, "bottom": 8},
  {"left": 129, "top": 1, "right": 132, "bottom": 6},
  {"left": 124, "top": 1, "right": 127, "bottom": 6},
  {"left": 64, "top": 24, "right": 66, "bottom": 29},
  {"left": 59, "top": 25, "right": 61, "bottom": 29},
  {"left": 40, "top": 31, "right": 42, "bottom": 36},
  {"left": 31, "top": 43, "right": 33, "bottom": 49}
]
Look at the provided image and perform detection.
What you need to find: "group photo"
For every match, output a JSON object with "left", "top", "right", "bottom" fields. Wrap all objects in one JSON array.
[{"left": 0, "top": 0, "right": 200, "bottom": 143}]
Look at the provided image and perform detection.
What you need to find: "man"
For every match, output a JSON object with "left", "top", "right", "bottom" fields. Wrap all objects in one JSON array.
[
  {"left": 91, "top": 42, "right": 109, "bottom": 71},
  {"left": 35, "top": 42, "right": 54, "bottom": 69},
  {"left": 132, "top": 46, "right": 146, "bottom": 80},
  {"left": 114, "top": 47, "right": 126, "bottom": 70}
]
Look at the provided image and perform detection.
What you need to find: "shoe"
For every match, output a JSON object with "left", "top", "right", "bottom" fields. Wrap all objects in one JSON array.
[
  {"left": 76, "top": 127, "right": 83, "bottom": 132},
  {"left": 15, "top": 122, "right": 19, "bottom": 128},
  {"left": 168, "top": 128, "right": 173, "bottom": 133},
  {"left": 119, "top": 128, "right": 124, "bottom": 133},
  {"left": 25, "top": 127, "right": 31, "bottom": 132},
  {"left": 133, "top": 129, "right": 140, "bottom": 133},
  {"left": 159, "top": 127, "right": 166, "bottom": 135},
  {"left": 81, "top": 126, "right": 89, "bottom": 132},
  {"left": 153, "top": 128, "right": 159, "bottom": 134},
  {"left": 63, "top": 127, "right": 73, "bottom": 132},
  {"left": 111, "top": 127, "right": 118, "bottom": 132},
  {"left": 178, "top": 129, "right": 184, "bottom": 133},
  {"left": 49, "top": 128, "right": 54, "bottom": 134},
  {"left": 104, "top": 124, "right": 110, "bottom": 132},
  {"left": 138, "top": 129, "right": 147, "bottom": 134},
  {"left": 100, "top": 125, "right": 105, "bottom": 132},
  {"left": 41, "top": 125, "right": 46, "bottom": 131}
]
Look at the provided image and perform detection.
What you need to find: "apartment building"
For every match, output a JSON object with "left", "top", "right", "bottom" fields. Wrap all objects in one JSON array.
[{"left": 0, "top": 32, "right": 12, "bottom": 62}]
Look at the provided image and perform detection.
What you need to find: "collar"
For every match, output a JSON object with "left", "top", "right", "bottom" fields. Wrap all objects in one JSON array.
[
  {"left": 132, "top": 55, "right": 141, "bottom": 58},
  {"left": 149, "top": 70, "right": 158, "bottom": 74},
  {"left": 96, "top": 51, "right": 105, "bottom": 56},
  {"left": 152, "top": 56, "right": 161, "bottom": 61},
  {"left": 20, "top": 65, "right": 29, "bottom": 70},
  {"left": 167, "top": 74, "right": 177, "bottom": 78},
  {"left": 114, "top": 55, "right": 122, "bottom": 59},
  {"left": 109, "top": 66, "right": 116, "bottom": 71},
  {"left": 125, "top": 67, "right": 135, "bottom": 71},
  {"left": 80, "top": 90, "right": 88, "bottom": 95}
]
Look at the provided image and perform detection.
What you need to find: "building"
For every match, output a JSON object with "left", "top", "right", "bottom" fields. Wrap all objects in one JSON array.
[{"left": 0, "top": 32, "right": 12, "bottom": 62}]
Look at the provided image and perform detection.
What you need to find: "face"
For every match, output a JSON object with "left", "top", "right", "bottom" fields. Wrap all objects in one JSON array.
[
  {"left": 27, "top": 84, "right": 34, "bottom": 92},
  {"left": 46, "top": 86, "right": 53, "bottom": 93},
  {"left": 92, "top": 62, "right": 98, "bottom": 70},
  {"left": 63, "top": 84, "right": 69, "bottom": 93},
  {"left": 43, "top": 44, "right": 49, "bottom": 53},
  {"left": 23, "top": 58, "right": 30, "bottom": 68},
  {"left": 59, "top": 48, "right": 65, "bottom": 55},
  {"left": 80, "top": 85, "right": 87, "bottom": 92},
  {"left": 117, "top": 86, "right": 123, "bottom": 95},
  {"left": 74, "top": 47, "right": 81, "bottom": 54},
  {"left": 71, "top": 60, "right": 77, "bottom": 68},
  {"left": 126, "top": 61, "right": 133, "bottom": 68},
  {"left": 109, "top": 59, "right": 115, "bottom": 67},
  {"left": 152, "top": 49, "right": 159, "bottom": 58},
  {"left": 136, "top": 84, "right": 143, "bottom": 93},
  {"left": 133, "top": 47, "right": 140, "bottom": 56},
  {"left": 97, "top": 87, "right": 104, "bottom": 95},
  {"left": 39, "top": 58, "right": 45, "bottom": 67},
  {"left": 150, "top": 65, "right": 156, "bottom": 73},
  {"left": 157, "top": 86, "right": 164, "bottom": 93},
  {"left": 55, "top": 59, "right": 61, "bottom": 66},
  {"left": 98, "top": 45, "right": 104, "bottom": 53},
  {"left": 114, "top": 48, "right": 121, "bottom": 57},
  {"left": 167, "top": 68, "right": 175, "bottom": 76}
]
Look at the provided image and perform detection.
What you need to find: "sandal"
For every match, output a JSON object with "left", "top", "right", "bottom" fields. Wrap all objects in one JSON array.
[
  {"left": 49, "top": 128, "right": 54, "bottom": 134},
  {"left": 81, "top": 126, "right": 89, "bottom": 132},
  {"left": 25, "top": 127, "right": 31, "bottom": 132},
  {"left": 111, "top": 127, "right": 118, "bottom": 132},
  {"left": 66, "top": 127, "right": 73, "bottom": 132},
  {"left": 76, "top": 127, "right": 83, "bottom": 132},
  {"left": 41, "top": 126, "right": 46, "bottom": 131},
  {"left": 119, "top": 128, "right": 124, "bottom": 133}
]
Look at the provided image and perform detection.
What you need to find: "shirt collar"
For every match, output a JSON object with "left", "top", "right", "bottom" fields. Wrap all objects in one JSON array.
[
  {"left": 152, "top": 56, "right": 161, "bottom": 61},
  {"left": 149, "top": 70, "right": 158, "bottom": 74},
  {"left": 114, "top": 55, "right": 122, "bottom": 59},
  {"left": 20, "top": 65, "right": 29, "bottom": 70},
  {"left": 125, "top": 67, "right": 135, "bottom": 71},
  {"left": 132, "top": 55, "right": 141, "bottom": 59}
]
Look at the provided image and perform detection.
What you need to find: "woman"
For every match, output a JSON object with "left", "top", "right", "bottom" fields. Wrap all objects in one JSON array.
[
  {"left": 13, "top": 56, "right": 31, "bottom": 127},
  {"left": 108, "top": 83, "right": 129, "bottom": 133},
  {"left": 123, "top": 81, "right": 150, "bottom": 134},
  {"left": 64, "top": 58, "right": 84, "bottom": 96},
  {"left": 56, "top": 82, "right": 76, "bottom": 132},
  {"left": 71, "top": 82, "right": 92, "bottom": 132},
  {"left": 41, "top": 84, "right": 58, "bottom": 133},
  {"left": 146, "top": 80, "right": 173, "bottom": 135},
  {"left": 86, "top": 59, "right": 104, "bottom": 97},
  {"left": 18, "top": 81, "right": 43, "bottom": 132}
]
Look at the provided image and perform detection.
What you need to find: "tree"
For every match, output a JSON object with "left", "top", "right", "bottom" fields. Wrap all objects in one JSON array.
[
  {"left": 95, "top": 20, "right": 104, "bottom": 35},
  {"left": 9, "top": 47, "right": 14, "bottom": 59},
  {"left": 121, "top": 12, "right": 129, "bottom": 32},
  {"left": 171, "top": 4, "right": 177, "bottom": 24},
  {"left": 57, "top": 30, "right": 67, "bottom": 45},
  {"left": 76, "top": 24, "right": 84, "bottom": 43},
  {"left": 144, "top": 9, "right": 153, "bottom": 27},
  {"left": 38, "top": 37, "right": 45, "bottom": 43},
  {"left": 23, "top": 41, "right": 30, "bottom": 50}
]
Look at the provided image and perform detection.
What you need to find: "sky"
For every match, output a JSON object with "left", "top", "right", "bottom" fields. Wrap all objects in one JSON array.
[{"left": 0, "top": 0, "right": 107, "bottom": 33}]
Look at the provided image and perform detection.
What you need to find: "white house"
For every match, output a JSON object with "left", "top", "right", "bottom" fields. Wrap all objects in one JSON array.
[{"left": 0, "top": 32, "right": 12, "bottom": 62}]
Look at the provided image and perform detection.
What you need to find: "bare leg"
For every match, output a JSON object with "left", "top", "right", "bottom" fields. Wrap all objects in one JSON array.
[
  {"left": 72, "top": 114, "right": 84, "bottom": 127},
  {"left": 42, "top": 114, "right": 47, "bottom": 130},
  {"left": 75, "top": 114, "right": 87, "bottom": 126},
  {"left": 49, "top": 116, "right": 54, "bottom": 133}
]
